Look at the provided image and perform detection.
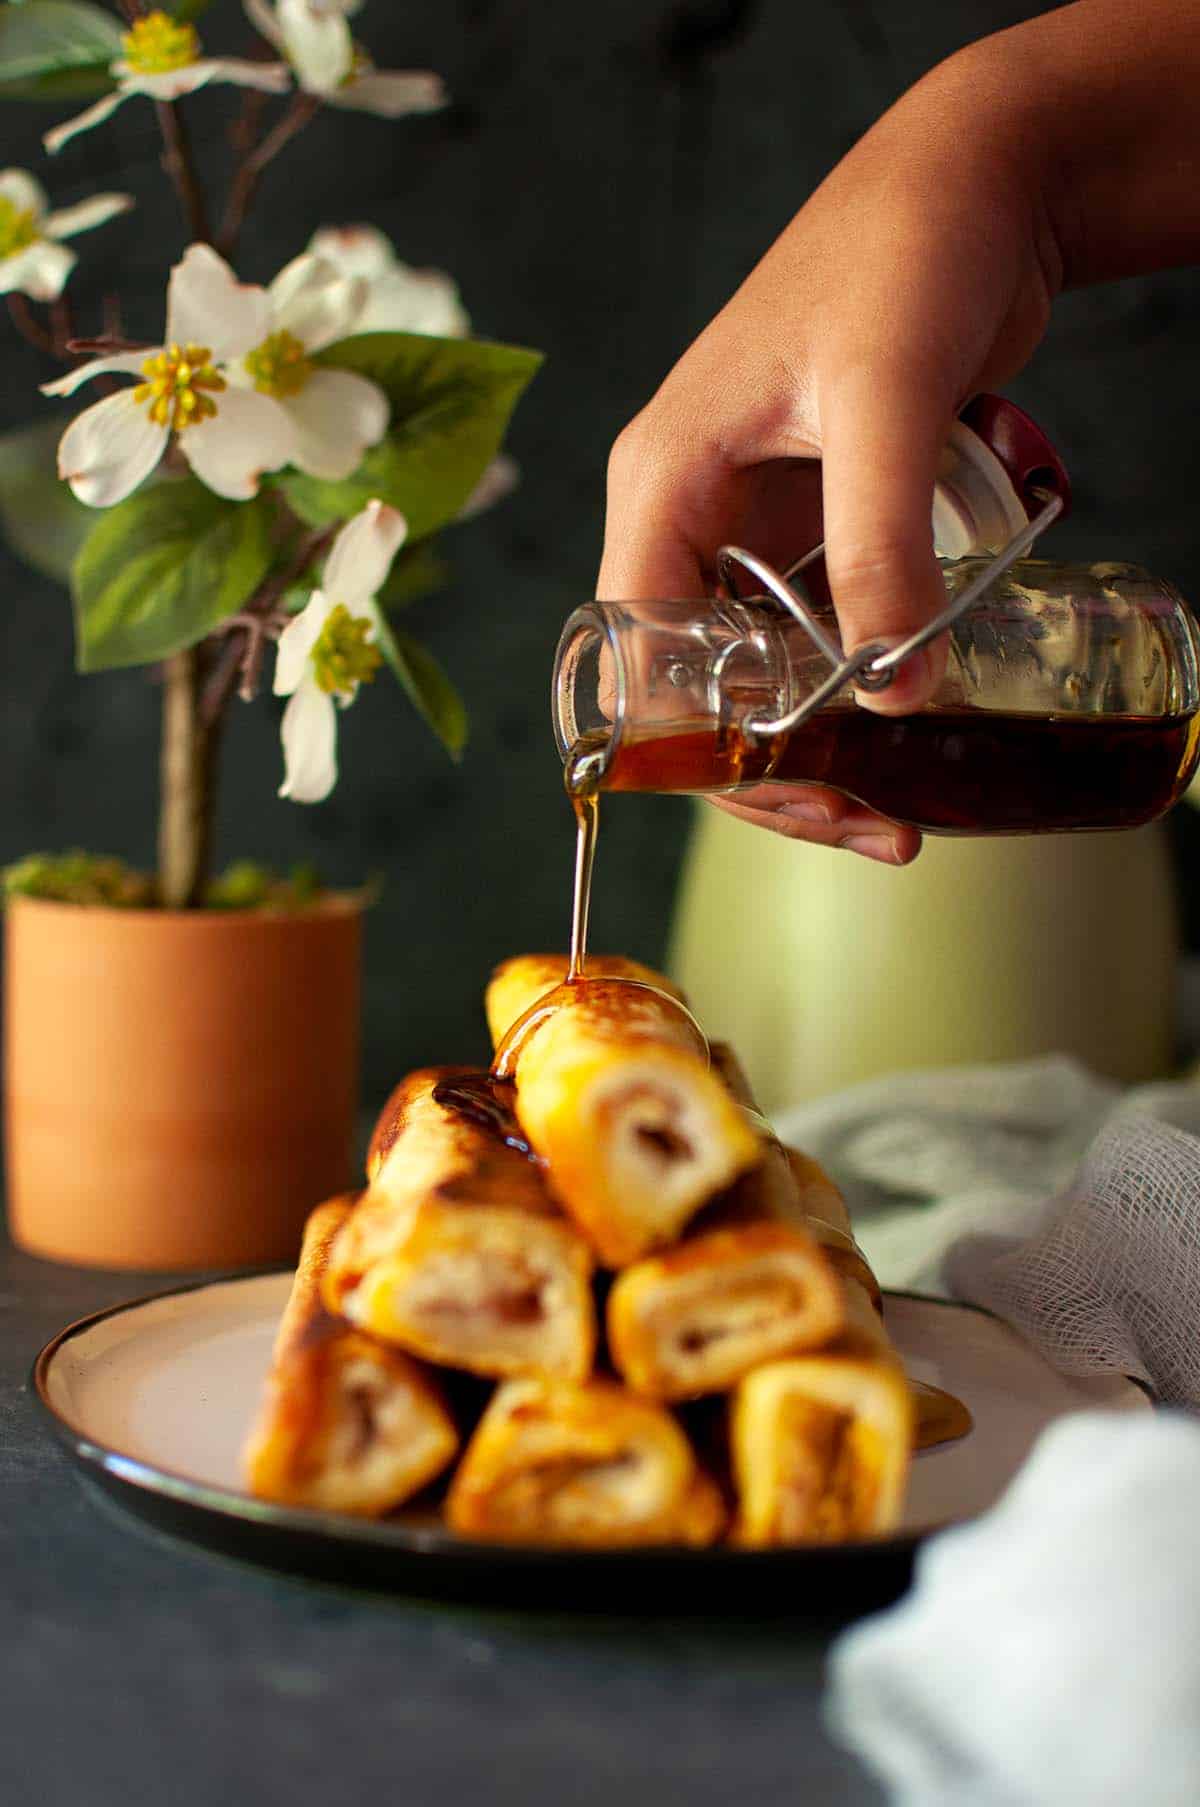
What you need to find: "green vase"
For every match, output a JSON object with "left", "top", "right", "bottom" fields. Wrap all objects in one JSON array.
[{"left": 668, "top": 805, "right": 1177, "bottom": 1114}]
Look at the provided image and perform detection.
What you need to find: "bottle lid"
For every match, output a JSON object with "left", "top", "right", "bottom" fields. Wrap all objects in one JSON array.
[
  {"left": 932, "top": 395, "right": 1071, "bottom": 559},
  {"left": 959, "top": 394, "right": 1072, "bottom": 519}
]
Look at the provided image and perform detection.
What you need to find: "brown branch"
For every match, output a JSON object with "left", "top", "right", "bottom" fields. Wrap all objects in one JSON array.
[
  {"left": 6, "top": 294, "right": 58, "bottom": 357},
  {"left": 200, "top": 522, "right": 338, "bottom": 725},
  {"left": 228, "top": 84, "right": 269, "bottom": 159},
  {"left": 67, "top": 334, "right": 152, "bottom": 357},
  {"left": 217, "top": 92, "right": 320, "bottom": 257},
  {"left": 155, "top": 99, "right": 212, "bottom": 245}
]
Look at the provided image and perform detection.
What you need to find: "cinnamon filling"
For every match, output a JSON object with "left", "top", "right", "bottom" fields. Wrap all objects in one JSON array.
[
  {"left": 636, "top": 1123, "right": 694, "bottom": 1161},
  {"left": 342, "top": 1382, "right": 378, "bottom": 1465},
  {"left": 776, "top": 1400, "right": 881, "bottom": 1542},
  {"left": 421, "top": 1275, "right": 546, "bottom": 1328}
]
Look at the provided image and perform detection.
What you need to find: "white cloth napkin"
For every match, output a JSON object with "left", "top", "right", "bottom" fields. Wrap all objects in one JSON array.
[
  {"left": 826, "top": 1411, "right": 1200, "bottom": 1807},
  {"left": 780, "top": 1055, "right": 1200, "bottom": 1803},
  {"left": 777, "top": 1054, "right": 1200, "bottom": 1405}
]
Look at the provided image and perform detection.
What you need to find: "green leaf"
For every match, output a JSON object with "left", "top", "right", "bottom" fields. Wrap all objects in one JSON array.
[
  {"left": 374, "top": 615, "right": 468, "bottom": 760},
  {"left": 276, "top": 333, "right": 542, "bottom": 541},
  {"left": 72, "top": 479, "right": 276, "bottom": 672},
  {"left": 0, "top": 1, "right": 120, "bottom": 99},
  {"left": 375, "top": 537, "right": 450, "bottom": 613},
  {"left": 167, "top": 0, "right": 211, "bottom": 19},
  {"left": 0, "top": 416, "right": 94, "bottom": 583}
]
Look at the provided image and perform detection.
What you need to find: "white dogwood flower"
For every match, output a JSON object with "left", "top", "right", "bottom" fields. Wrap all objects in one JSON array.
[
  {"left": 306, "top": 225, "right": 469, "bottom": 336},
  {"left": 43, "top": 245, "right": 295, "bottom": 508},
  {"left": 274, "top": 499, "right": 406, "bottom": 803},
  {"left": 0, "top": 169, "right": 132, "bottom": 302},
  {"left": 45, "top": 11, "right": 289, "bottom": 156},
  {"left": 228, "top": 252, "right": 388, "bottom": 480},
  {"left": 244, "top": 0, "right": 445, "bottom": 116}
]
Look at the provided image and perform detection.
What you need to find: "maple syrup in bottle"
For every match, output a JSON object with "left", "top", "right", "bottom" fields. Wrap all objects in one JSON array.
[{"left": 553, "top": 560, "right": 1200, "bottom": 834}]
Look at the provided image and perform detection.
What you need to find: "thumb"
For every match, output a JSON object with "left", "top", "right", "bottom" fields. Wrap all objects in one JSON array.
[{"left": 818, "top": 358, "right": 956, "bottom": 713}]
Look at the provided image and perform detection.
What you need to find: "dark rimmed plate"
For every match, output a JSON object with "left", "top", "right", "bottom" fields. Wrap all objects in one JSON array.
[{"left": 33, "top": 1274, "right": 1149, "bottom": 1611}]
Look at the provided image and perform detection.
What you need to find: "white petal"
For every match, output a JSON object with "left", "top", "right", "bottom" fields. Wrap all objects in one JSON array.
[
  {"left": 42, "top": 192, "right": 134, "bottom": 241},
  {"left": 326, "top": 69, "right": 447, "bottom": 117},
  {"left": 198, "top": 57, "right": 291, "bottom": 93},
  {"left": 268, "top": 252, "right": 365, "bottom": 352},
  {"left": 306, "top": 224, "right": 395, "bottom": 282},
  {"left": 166, "top": 244, "right": 272, "bottom": 362},
  {"left": 279, "top": 678, "right": 339, "bottom": 802},
  {"left": 57, "top": 391, "right": 168, "bottom": 508},
  {"left": 355, "top": 263, "right": 469, "bottom": 337},
  {"left": 457, "top": 454, "right": 519, "bottom": 521},
  {"left": 0, "top": 169, "right": 47, "bottom": 222},
  {"left": 323, "top": 499, "right": 407, "bottom": 609},
  {"left": 41, "top": 348, "right": 151, "bottom": 398},
  {"left": 0, "top": 240, "right": 74, "bottom": 302},
  {"left": 179, "top": 388, "right": 295, "bottom": 500},
  {"left": 278, "top": 0, "right": 354, "bottom": 91},
  {"left": 44, "top": 90, "right": 130, "bottom": 156},
  {"left": 243, "top": 0, "right": 284, "bottom": 47},
  {"left": 284, "top": 368, "right": 388, "bottom": 480},
  {"left": 274, "top": 588, "right": 335, "bottom": 695},
  {"left": 107, "top": 66, "right": 206, "bottom": 99}
]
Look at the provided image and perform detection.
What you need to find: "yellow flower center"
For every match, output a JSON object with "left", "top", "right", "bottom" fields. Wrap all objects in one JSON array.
[
  {"left": 0, "top": 197, "right": 39, "bottom": 260},
  {"left": 121, "top": 12, "right": 200, "bottom": 76},
  {"left": 243, "top": 330, "right": 313, "bottom": 399},
  {"left": 311, "top": 605, "right": 382, "bottom": 695},
  {"left": 133, "top": 342, "right": 226, "bottom": 431},
  {"left": 340, "top": 46, "right": 368, "bottom": 88}
]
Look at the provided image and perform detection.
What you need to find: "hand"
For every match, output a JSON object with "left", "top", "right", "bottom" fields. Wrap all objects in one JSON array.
[{"left": 598, "top": 35, "right": 1064, "bottom": 862}]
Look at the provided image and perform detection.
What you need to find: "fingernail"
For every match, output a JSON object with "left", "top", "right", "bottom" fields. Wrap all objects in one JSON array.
[
  {"left": 781, "top": 797, "right": 835, "bottom": 825},
  {"left": 841, "top": 833, "right": 902, "bottom": 863}
]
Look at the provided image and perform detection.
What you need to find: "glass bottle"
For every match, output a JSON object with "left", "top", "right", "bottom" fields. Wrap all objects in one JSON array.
[{"left": 554, "top": 562, "right": 1200, "bottom": 833}]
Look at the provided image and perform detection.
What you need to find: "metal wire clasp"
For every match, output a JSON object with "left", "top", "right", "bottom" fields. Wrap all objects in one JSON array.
[{"left": 717, "top": 488, "right": 1065, "bottom": 740}]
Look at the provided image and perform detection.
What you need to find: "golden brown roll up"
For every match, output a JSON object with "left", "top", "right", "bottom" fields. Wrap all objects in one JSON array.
[
  {"left": 484, "top": 955, "right": 761, "bottom": 1267},
  {"left": 483, "top": 953, "right": 686, "bottom": 1051},
  {"left": 446, "top": 1376, "right": 725, "bottom": 1547},
  {"left": 326, "top": 1069, "right": 595, "bottom": 1382},
  {"left": 242, "top": 1197, "right": 458, "bottom": 1515},
  {"left": 607, "top": 1219, "right": 845, "bottom": 1404},
  {"left": 730, "top": 1277, "right": 914, "bottom": 1546}
]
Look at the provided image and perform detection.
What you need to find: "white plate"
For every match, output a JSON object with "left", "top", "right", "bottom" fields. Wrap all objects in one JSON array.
[{"left": 34, "top": 1276, "right": 1149, "bottom": 1608}]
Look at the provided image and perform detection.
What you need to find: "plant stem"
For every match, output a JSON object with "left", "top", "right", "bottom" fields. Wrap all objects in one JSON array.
[
  {"left": 5, "top": 295, "right": 57, "bottom": 357},
  {"left": 159, "top": 649, "right": 217, "bottom": 909},
  {"left": 218, "top": 93, "right": 320, "bottom": 257},
  {"left": 155, "top": 100, "right": 212, "bottom": 244}
]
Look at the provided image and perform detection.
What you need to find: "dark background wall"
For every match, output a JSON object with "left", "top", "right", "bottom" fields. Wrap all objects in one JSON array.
[{"left": 3, "top": 0, "right": 1200, "bottom": 1113}]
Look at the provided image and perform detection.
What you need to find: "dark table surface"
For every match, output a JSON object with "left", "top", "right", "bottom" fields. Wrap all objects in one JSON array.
[{"left": 0, "top": 1233, "right": 889, "bottom": 1807}]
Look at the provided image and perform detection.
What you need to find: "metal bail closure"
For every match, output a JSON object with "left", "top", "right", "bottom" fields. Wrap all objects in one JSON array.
[{"left": 718, "top": 487, "right": 1065, "bottom": 742}]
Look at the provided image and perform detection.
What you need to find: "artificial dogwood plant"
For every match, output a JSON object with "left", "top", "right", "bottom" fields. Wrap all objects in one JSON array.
[{"left": 0, "top": 1, "right": 540, "bottom": 907}]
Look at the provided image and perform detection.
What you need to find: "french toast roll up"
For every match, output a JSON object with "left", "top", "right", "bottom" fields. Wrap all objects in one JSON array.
[
  {"left": 242, "top": 1198, "right": 458, "bottom": 1516},
  {"left": 447, "top": 1376, "right": 725, "bottom": 1547},
  {"left": 328, "top": 1069, "right": 595, "bottom": 1382},
  {"left": 484, "top": 955, "right": 761, "bottom": 1266},
  {"left": 606, "top": 1046, "right": 864, "bottom": 1402},
  {"left": 696, "top": 1046, "right": 911, "bottom": 1542},
  {"left": 730, "top": 1275, "right": 914, "bottom": 1546}
]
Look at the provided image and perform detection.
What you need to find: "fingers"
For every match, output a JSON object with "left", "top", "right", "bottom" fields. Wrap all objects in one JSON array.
[
  {"left": 818, "top": 355, "right": 957, "bottom": 713},
  {"left": 709, "top": 789, "right": 921, "bottom": 865},
  {"left": 597, "top": 412, "right": 714, "bottom": 601}
]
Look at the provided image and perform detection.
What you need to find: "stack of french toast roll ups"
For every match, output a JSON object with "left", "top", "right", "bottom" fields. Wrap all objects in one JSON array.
[{"left": 243, "top": 955, "right": 915, "bottom": 1547}]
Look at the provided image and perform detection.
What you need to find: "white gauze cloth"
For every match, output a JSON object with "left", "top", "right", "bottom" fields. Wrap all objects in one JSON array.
[
  {"left": 777, "top": 1055, "right": 1200, "bottom": 1406},
  {"left": 826, "top": 1411, "right": 1200, "bottom": 1807}
]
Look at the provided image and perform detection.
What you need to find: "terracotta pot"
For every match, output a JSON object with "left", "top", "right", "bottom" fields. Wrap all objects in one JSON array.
[{"left": 4, "top": 895, "right": 361, "bottom": 1270}]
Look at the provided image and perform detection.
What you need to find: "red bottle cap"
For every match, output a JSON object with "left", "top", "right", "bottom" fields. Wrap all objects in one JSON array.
[{"left": 958, "top": 394, "right": 1071, "bottom": 521}]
